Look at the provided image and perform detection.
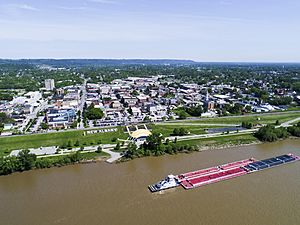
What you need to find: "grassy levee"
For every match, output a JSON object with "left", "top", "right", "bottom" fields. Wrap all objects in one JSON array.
[
  {"left": 38, "top": 151, "right": 110, "bottom": 162},
  {"left": 0, "top": 127, "right": 128, "bottom": 156},
  {"left": 175, "top": 134, "right": 259, "bottom": 149},
  {"left": 183, "top": 112, "right": 300, "bottom": 125}
]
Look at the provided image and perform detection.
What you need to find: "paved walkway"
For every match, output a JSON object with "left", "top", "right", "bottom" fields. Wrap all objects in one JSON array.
[
  {"left": 10, "top": 144, "right": 123, "bottom": 163},
  {"left": 102, "top": 148, "right": 122, "bottom": 163},
  {"left": 280, "top": 117, "right": 300, "bottom": 127}
]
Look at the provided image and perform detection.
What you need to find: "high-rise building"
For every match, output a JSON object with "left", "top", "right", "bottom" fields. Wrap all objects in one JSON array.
[{"left": 45, "top": 79, "right": 55, "bottom": 91}]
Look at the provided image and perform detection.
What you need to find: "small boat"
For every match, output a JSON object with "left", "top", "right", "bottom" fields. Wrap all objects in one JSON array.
[{"left": 148, "top": 174, "right": 179, "bottom": 192}]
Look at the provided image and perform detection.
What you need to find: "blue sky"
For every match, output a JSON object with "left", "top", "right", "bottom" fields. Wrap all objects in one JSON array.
[{"left": 0, "top": 0, "right": 299, "bottom": 61}]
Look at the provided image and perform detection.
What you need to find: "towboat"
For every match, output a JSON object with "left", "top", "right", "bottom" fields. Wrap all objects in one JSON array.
[{"left": 148, "top": 174, "right": 179, "bottom": 192}]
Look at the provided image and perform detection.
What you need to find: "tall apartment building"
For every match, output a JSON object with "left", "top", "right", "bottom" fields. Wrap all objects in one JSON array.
[{"left": 45, "top": 79, "right": 55, "bottom": 91}]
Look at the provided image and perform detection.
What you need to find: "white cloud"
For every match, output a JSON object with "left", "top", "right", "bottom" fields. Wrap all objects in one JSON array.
[
  {"left": 6, "top": 3, "right": 39, "bottom": 11},
  {"left": 0, "top": 3, "right": 39, "bottom": 16},
  {"left": 17, "top": 4, "right": 39, "bottom": 11},
  {"left": 58, "top": 6, "right": 88, "bottom": 11}
]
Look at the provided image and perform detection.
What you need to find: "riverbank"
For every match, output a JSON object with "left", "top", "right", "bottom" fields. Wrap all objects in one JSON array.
[
  {"left": 0, "top": 134, "right": 260, "bottom": 174},
  {"left": 121, "top": 134, "right": 261, "bottom": 161},
  {"left": 0, "top": 151, "right": 109, "bottom": 176}
]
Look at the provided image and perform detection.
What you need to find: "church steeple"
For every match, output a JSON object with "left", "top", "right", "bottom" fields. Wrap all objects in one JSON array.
[{"left": 206, "top": 91, "right": 209, "bottom": 102}]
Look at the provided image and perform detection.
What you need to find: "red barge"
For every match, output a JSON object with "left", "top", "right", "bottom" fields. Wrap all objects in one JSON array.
[{"left": 148, "top": 153, "right": 300, "bottom": 192}]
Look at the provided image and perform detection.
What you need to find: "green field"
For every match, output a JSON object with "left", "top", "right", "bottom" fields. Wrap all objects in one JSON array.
[
  {"left": 0, "top": 127, "right": 128, "bottom": 156},
  {"left": 175, "top": 134, "right": 258, "bottom": 148},
  {"left": 150, "top": 124, "right": 226, "bottom": 137},
  {"left": 39, "top": 151, "right": 110, "bottom": 162},
  {"left": 181, "top": 112, "right": 300, "bottom": 125}
]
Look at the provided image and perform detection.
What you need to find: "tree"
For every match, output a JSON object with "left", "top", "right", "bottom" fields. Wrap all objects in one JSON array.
[
  {"left": 85, "top": 103, "right": 104, "bottom": 120},
  {"left": 114, "top": 143, "right": 120, "bottom": 151},
  {"left": 68, "top": 151, "right": 81, "bottom": 163},
  {"left": 0, "top": 157, "right": 16, "bottom": 175},
  {"left": 186, "top": 105, "right": 203, "bottom": 117},
  {"left": 131, "top": 90, "right": 139, "bottom": 96},
  {"left": 144, "top": 132, "right": 163, "bottom": 154},
  {"left": 179, "top": 127, "right": 188, "bottom": 136},
  {"left": 96, "top": 146, "right": 102, "bottom": 153},
  {"left": 173, "top": 128, "right": 179, "bottom": 136},
  {"left": 228, "top": 103, "right": 243, "bottom": 115},
  {"left": 67, "top": 140, "right": 72, "bottom": 149},
  {"left": 241, "top": 121, "right": 253, "bottom": 129},
  {"left": 245, "top": 105, "right": 252, "bottom": 112},
  {"left": 17, "top": 150, "right": 37, "bottom": 171},
  {"left": 143, "top": 116, "right": 150, "bottom": 122},
  {"left": 74, "top": 140, "right": 80, "bottom": 147},
  {"left": 126, "top": 142, "right": 137, "bottom": 158},
  {"left": 268, "top": 97, "right": 293, "bottom": 106},
  {"left": 172, "top": 127, "right": 188, "bottom": 136},
  {"left": 70, "top": 121, "right": 78, "bottom": 129},
  {"left": 0, "top": 112, "right": 14, "bottom": 124},
  {"left": 128, "top": 107, "right": 133, "bottom": 115},
  {"left": 111, "top": 137, "right": 117, "bottom": 142},
  {"left": 178, "top": 111, "right": 187, "bottom": 120},
  {"left": 35, "top": 158, "right": 51, "bottom": 169},
  {"left": 61, "top": 142, "right": 67, "bottom": 149},
  {"left": 254, "top": 125, "right": 289, "bottom": 142},
  {"left": 41, "top": 123, "right": 49, "bottom": 130}
]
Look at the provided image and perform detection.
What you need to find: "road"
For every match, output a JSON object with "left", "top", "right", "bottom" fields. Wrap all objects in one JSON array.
[
  {"left": 175, "top": 110, "right": 300, "bottom": 123},
  {"left": 78, "top": 79, "right": 87, "bottom": 129},
  {"left": 166, "top": 116, "right": 300, "bottom": 142},
  {"left": 19, "top": 100, "right": 48, "bottom": 133},
  {"left": 280, "top": 117, "right": 300, "bottom": 127},
  {"left": 31, "top": 116, "right": 45, "bottom": 133}
]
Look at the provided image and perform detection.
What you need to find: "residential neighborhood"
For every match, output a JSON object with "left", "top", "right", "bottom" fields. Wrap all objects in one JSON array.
[{"left": 1, "top": 68, "right": 299, "bottom": 137}]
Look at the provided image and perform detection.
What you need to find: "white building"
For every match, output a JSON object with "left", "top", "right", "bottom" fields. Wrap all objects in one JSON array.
[
  {"left": 131, "top": 107, "right": 142, "bottom": 117},
  {"left": 45, "top": 79, "right": 55, "bottom": 91}
]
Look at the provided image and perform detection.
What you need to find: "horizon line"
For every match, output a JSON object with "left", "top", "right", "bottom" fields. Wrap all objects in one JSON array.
[{"left": 1, "top": 58, "right": 300, "bottom": 64}]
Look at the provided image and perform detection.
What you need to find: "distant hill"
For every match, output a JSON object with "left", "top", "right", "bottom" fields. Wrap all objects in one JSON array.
[{"left": 0, "top": 59, "right": 197, "bottom": 68}]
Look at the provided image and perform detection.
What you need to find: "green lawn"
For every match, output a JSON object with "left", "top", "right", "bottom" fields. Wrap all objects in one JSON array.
[
  {"left": 175, "top": 134, "right": 258, "bottom": 148},
  {"left": 150, "top": 124, "right": 224, "bottom": 137},
  {"left": 39, "top": 151, "right": 110, "bottom": 162},
  {"left": 183, "top": 112, "right": 300, "bottom": 125},
  {"left": 0, "top": 127, "right": 128, "bottom": 156}
]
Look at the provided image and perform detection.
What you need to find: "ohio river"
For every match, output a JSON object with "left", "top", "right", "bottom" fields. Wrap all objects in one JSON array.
[{"left": 0, "top": 139, "right": 300, "bottom": 225}]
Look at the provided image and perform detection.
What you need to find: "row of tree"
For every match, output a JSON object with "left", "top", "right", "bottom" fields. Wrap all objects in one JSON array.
[
  {"left": 124, "top": 132, "right": 197, "bottom": 159},
  {"left": 255, "top": 125, "right": 290, "bottom": 142},
  {"left": 172, "top": 127, "right": 189, "bottom": 136},
  {"left": 287, "top": 122, "right": 300, "bottom": 137},
  {"left": 0, "top": 150, "right": 82, "bottom": 176}
]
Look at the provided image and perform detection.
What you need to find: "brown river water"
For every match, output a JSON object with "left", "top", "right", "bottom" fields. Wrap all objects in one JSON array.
[{"left": 0, "top": 139, "right": 300, "bottom": 225}]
